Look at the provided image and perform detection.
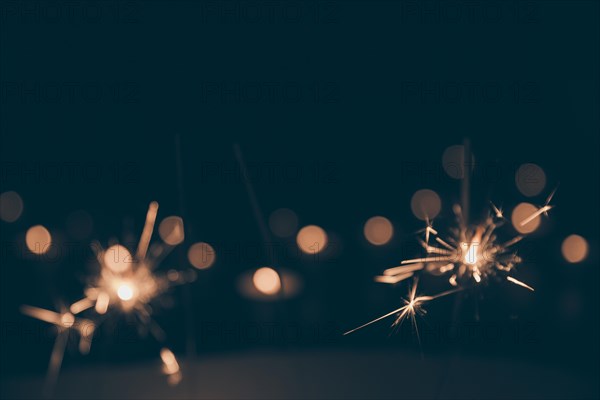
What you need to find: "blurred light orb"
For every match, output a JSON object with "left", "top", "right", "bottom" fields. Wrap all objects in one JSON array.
[
  {"left": 442, "top": 145, "right": 469, "bottom": 179},
  {"left": 158, "top": 216, "right": 185, "bottom": 246},
  {"left": 167, "top": 269, "right": 181, "bottom": 282},
  {"left": 117, "top": 283, "right": 135, "bottom": 301},
  {"left": 364, "top": 216, "right": 394, "bottom": 245},
  {"left": 160, "top": 348, "right": 178, "bottom": 371},
  {"left": 296, "top": 225, "right": 328, "bottom": 254},
  {"left": 25, "top": 225, "right": 52, "bottom": 254},
  {"left": 515, "top": 163, "right": 546, "bottom": 197},
  {"left": 238, "top": 268, "right": 302, "bottom": 301},
  {"left": 60, "top": 312, "right": 75, "bottom": 329},
  {"left": 252, "top": 267, "right": 281, "bottom": 295},
  {"left": 511, "top": 202, "right": 541, "bottom": 234},
  {"left": 0, "top": 191, "right": 24, "bottom": 223},
  {"left": 187, "top": 242, "right": 216, "bottom": 269},
  {"left": 410, "top": 189, "right": 442, "bottom": 220},
  {"left": 269, "top": 208, "right": 298, "bottom": 238},
  {"left": 104, "top": 244, "right": 132, "bottom": 273},
  {"left": 561, "top": 234, "right": 589, "bottom": 263}
]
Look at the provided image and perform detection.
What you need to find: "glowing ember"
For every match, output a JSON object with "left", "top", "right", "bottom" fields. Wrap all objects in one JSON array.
[{"left": 346, "top": 142, "right": 556, "bottom": 336}]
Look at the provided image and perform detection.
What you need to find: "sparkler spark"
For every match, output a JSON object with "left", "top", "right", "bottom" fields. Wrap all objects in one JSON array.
[
  {"left": 346, "top": 143, "right": 555, "bottom": 337},
  {"left": 79, "top": 202, "right": 195, "bottom": 378},
  {"left": 20, "top": 304, "right": 95, "bottom": 396},
  {"left": 343, "top": 278, "right": 461, "bottom": 336},
  {"left": 21, "top": 201, "right": 196, "bottom": 393}
]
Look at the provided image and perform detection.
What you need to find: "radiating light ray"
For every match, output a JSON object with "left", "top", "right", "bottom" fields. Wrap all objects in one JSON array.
[
  {"left": 545, "top": 185, "right": 558, "bottom": 205},
  {"left": 20, "top": 305, "right": 63, "bottom": 326},
  {"left": 519, "top": 205, "right": 552, "bottom": 227},
  {"left": 383, "top": 264, "right": 425, "bottom": 276},
  {"left": 401, "top": 256, "right": 453, "bottom": 265},
  {"left": 435, "top": 237, "right": 455, "bottom": 251},
  {"left": 44, "top": 329, "right": 68, "bottom": 397},
  {"left": 501, "top": 236, "right": 523, "bottom": 248},
  {"left": 419, "top": 240, "right": 453, "bottom": 255},
  {"left": 95, "top": 291, "right": 110, "bottom": 314},
  {"left": 374, "top": 272, "right": 414, "bottom": 284},
  {"left": 160, "top": 347, "right": 182, "bottom": 385},
  {"left": 343, "top": 304, "right": 410, "bottom": 335},
  {"left": 136, "top": 201, "right": 159, "bottom": 260},
  {"left": 415, "top": 287, "right": 464, "bottom": 302},
  {"left": 418, "top": 222, "right": 438, "bottom": 245},
  {"left": 21, "top": 303, "right": 96, "bottom": 396},
  {"left": 490, "top": 202, "right": 503, "bottom": 219},
  {"left": 507, "top": 276, "right": 535, "bottom": 291},
  {"left": 346, "top": 278, "right": 462, "bottom": 336},
  {"left": 69, "top": 298, "right": 95, "bottom": 315}
]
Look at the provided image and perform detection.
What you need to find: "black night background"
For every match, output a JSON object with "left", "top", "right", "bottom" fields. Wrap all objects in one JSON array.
[{"left": 0, "top": 1, "right": 599, "bottom": 399}]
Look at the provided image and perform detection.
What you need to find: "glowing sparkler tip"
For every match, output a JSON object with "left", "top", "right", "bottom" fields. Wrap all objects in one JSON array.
[{"left": 117, "top": 283, "right": 135, "bottom": 301}]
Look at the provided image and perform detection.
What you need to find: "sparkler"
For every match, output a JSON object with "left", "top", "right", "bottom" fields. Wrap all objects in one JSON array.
[
  {"left": 19, "top": 303, "right": 95, "bottom": 397},
  {"left": 346, "top": 142, "right": 556, "bottom": 336},
  {"left": 22, "top": 201, "right": 194, "bottom": 395}
]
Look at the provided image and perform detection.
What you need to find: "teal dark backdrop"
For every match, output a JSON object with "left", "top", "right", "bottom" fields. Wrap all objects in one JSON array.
[{"left": 1, "top": 1, "right": 598, "bottom": 397}]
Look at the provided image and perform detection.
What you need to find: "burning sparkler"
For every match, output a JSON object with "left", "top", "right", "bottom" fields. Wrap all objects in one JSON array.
[
  {"left": 346, "top": 142, "right": 556, "bottom": 336},
  {"left": 22, "top": 201, "right": 194, "bottom": 395}
]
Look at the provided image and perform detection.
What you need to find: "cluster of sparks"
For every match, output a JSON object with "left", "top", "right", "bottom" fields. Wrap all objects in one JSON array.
[
  {"left": 345, "top": 165, "right": 556, "bottom": 337},
  {"left": 21, "top": 202, "right": 193, "bottom": 394}
]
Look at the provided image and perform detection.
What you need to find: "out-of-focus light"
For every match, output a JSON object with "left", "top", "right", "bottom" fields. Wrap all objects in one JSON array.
[
  {"left": 160, "top": 348, "right": 181, "bottom": 385},
  {"left": 296, "top": 225, "right": 328, "bottom": 254},
  {"left": 561, "top": 234, "right": 589, "bottom": 263},
  {"left": 187, "top": 242, "right": 216, "bottom": 269},
  {"left": 269, "top": 208, "right": 299, "bottom": 238},
  {"left": 117, "top": 283, "right": 135, "bottom": 301},
  {"left": 511, "top": 202, "right": 541, "bottom": 234},
  {"left": 364, "top": 216, "right": 394, "bottom": 245},
  {"left": 167, "top": 373, "right": 182, "bottom": 386},
  {"left": 0, "top": 191, "right": 24, "bottom": 223},
  {"left": 158, "top": 216, "right": 185, "bottom": 246},
  {"left": 252, "top": 267, "right": 281, "bottom": 295},
  {"left": 104, "top": 244, "right": 132, "bottom": 273},
  {"left": 167, "top": 270, "right": 180, "bottom": 282},
  {"left": 410, "top": 189, "right": 441, "bottom": 221},
  {"left": 160, "top": 348, "right": 179, "bottom": 372},
  {"left": 25, "top": 225, "right": 52, "bottom": 254},
  {"left": 515, "top": 163, "right": 546, "bottom": 197},
  {"left": 60, "top": 312, "right": 75, "bottom": 329},
  {"left": 442, "top": 145, "right": 469, "bottom": 179},
  {"left": 238, "top": 268, "right": 302, "bottom": 301},
  {"left": 66, "top": 210, "right": 93, "bottom": 240},
  {"left": 95, "top": 292, "right": 110, "bottom": 314}
]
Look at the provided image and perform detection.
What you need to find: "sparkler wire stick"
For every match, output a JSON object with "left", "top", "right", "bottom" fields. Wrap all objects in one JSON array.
[
  {"left": 461, "top": 137, "right": 471, "bottom": 226},
  {"left": 20, "top": 304, "right": 95, "bottom": 398},
  {"left": 174, "top": 133, "right": 200, "bottom": 396},
  {"left": 175, "top": 134, "right": 197, "bottom": 362},
  {"left": 233, "top": 143, "right": 286, "bottom": 298},
  {"left": 44, "top": 328, "right": 68, "bottom": 398}
]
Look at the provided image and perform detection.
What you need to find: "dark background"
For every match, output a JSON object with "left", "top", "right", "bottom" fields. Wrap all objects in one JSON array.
[{"left": 1, "top": 1, "right": 598, "bottom": 398}]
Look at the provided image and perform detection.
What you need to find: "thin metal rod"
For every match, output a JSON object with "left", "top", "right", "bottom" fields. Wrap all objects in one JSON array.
[
  {"left": 233, "top": 143, "right": 273, "bottom": 256},
  {"left": 461, "top": 138, "right": 471, "bottom": 227},
  {"left": 175, "top": 134, "right": 196, "bottom": 359},
  {"left": 233, "top": 143, "right": 285, "bottom": 299}
]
